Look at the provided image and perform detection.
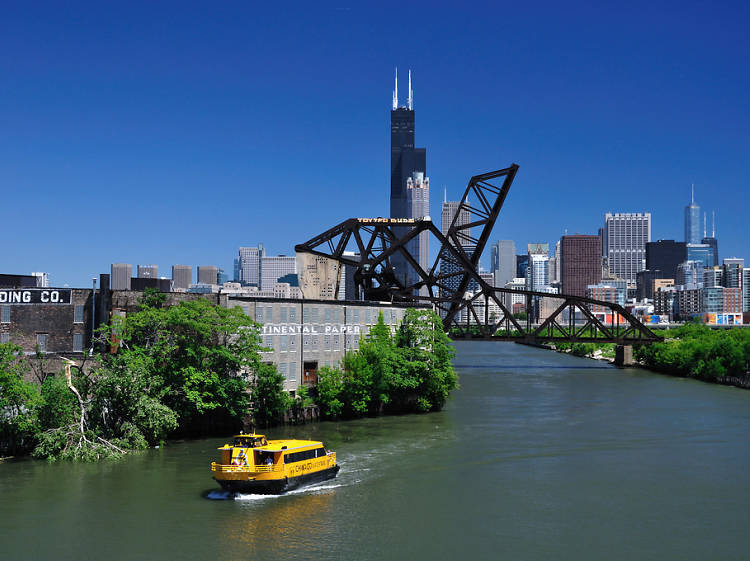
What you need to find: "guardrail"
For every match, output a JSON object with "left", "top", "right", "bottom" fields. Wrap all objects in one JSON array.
[{"left": 211, "top": 462, "right": 282, "bottom": 473}]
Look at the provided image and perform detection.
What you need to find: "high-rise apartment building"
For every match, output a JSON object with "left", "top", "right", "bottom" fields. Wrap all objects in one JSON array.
[
  {"left": 197, "top": 266, "right": 219, "bottom": 285},
  {"left": 604, "top": 212, "right": 651, "bottom": 284},
  {"left": 137, "top": 265, "right": 158, "bottom": 279},
  {"left": 684, "top": 185, "right": 700, "bottom": 245},
  {"left": 742, "top": 269, "right": 750, "bottom": 312},
  {"left": 561, "top": 235, "right": 601, "bottom": 297},
  {"left": 111, "top": 263, "right": 132, "bottom": 290},
  {"left": 238, "top": 245, "right": 265, "bottom": 286},
  {"left": 217, "top": 268, "right": 228, "bottom": 285},
  {"left": 686, "top": 244, "right": 714, "bottom": 268},
  {"left": 260, "top": 256, "right": 297, "bottom": 291},
  {"left": 491, "top": 240, "right": 516, "bottom": 289},
  {"left": 171, "top": 265, "right": 192, "bottom": 290}
]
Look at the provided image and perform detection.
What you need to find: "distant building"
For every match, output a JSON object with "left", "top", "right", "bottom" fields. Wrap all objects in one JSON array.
[
  {"left": 137, "top": 265, "right": 158, "bottom": 279},
  {"left": 172, "top": 265, "right": 192, "bottom": 290},
  {"left": 197, "top": 266, "right": 219, "bottom": 285},
  {"left": 561, "top": 235, "right": 601, "bottom": 297},
  {"left": 406, "top": 171, "right": 430, "bottom": 290},
  {"left": 31, "top": 272, "right": 50, "bottom": 288},
  {"left": 491, "top": 240, "right": 516, "bottom": 289},
  {"left": 238, "top": 245, "right": 265, "bottom": 287},
  {"left": 526, "top": 250, "right": 549, "bottom": 292},
  {"left": 0, "top": 274, "right": 39, "bottom": 289},
  {"left": 646, "top": 240, "right": 686, "bottom": 280},
  {"left": 703, "top": 267, "right": 723, "bottom": 288},
  {"left": 261, "top": 256, "right": 297, "bottom": 291},
  {"left": 217, "top": 268, "right": 229, "bottom": 285},
  {"left": 686, "top": 244, "right": 714, "bottom": 268},
  {"left": 516, "top": 255, "right": 529, "bottom": 279},
  {"left": 685, "top": 185, "right": 701, "bottom": 245},
  {"left": 131, "top": 277, "right": 171, "bottom": 292},
  {"left": 111, "top": 263, "right": 132, "bottom": 290},
  {"left": 604, "top": 212, "right": 651, "bottom": 284},
  {"left": 676, "top": 260, "right": 702, "bottom": 287},
  {"left": 742, "top": 269, "right": 750, "bottom": 312},
  {"left": 586, "top": 283, "right": 626, "bottom": 313}
]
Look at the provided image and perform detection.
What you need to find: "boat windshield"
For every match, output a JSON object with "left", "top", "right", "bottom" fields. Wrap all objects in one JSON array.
[{"left": 233, "top": 436, "right": 267, "bottom": 447}]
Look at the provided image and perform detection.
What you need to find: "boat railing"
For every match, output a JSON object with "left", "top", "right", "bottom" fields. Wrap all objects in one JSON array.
[{"left": 211, "top": 462, "right": 283, "bottom": 473}]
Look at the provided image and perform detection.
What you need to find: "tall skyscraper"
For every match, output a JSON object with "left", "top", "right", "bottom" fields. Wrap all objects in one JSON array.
[
  {"left": 684, "top": 185, "right": 701, "bottom": 245},
  {"left": 111, "top": 263, "right": 132, "bottom": 290},
  {"left": 441, "top": 190, "right": 471, "bottom": 238},
  {"left": 561, "top": 235, "right": 601, "bottom": 297},
  {"left": 438, "top": 192, "right": 475, "bottom": 303},
  {"left": 137, "top": 264, "right": 158, "bottom": 278},
  {"left": 604, "top": 212, "right": 651, "bottom": 284},
  {"left": 491, "top": 240, "right": 516, "bottom": 289},
  {"left": 390, "top": 69, "right": 425, "bottom": 220},
  {"left": 238, "top": 245, "right": 265, "bottom": 286},
  {"left": 171, "top": 265, "right": 192, "bottom": 290},
  {"left": 197, "top": 266, "right": 219, "bottom": 285},
  {"left": 701, "top": 211, "right": 719, "bottom": 267}
]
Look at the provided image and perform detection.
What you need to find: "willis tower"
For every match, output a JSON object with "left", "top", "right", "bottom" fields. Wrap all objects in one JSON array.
[{"left": 390, "top": 69, "right": 426, "bottom": 219}]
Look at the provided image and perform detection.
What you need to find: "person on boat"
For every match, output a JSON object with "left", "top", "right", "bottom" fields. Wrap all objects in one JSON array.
[{"left": 265, "top": 454, "right": 273, "bottom": 467}]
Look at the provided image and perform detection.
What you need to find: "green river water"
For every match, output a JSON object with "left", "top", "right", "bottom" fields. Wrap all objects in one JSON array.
[{"left": 2, "top": 341, "right": 750, "bottom": 560}]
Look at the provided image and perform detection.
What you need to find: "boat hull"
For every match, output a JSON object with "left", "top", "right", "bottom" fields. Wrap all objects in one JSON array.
[{"left": 215, "top": 465, "right": 340, "bottom": 495}]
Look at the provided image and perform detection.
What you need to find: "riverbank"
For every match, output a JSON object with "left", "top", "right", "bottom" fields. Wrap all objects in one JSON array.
[{"left": 537, "top": 323, "right": 750, "bottom": 389}]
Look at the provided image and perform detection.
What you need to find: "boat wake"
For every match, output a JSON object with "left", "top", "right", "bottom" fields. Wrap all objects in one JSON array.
[{"left": 205, "top": 489, "right": 235, "bottom": 500}]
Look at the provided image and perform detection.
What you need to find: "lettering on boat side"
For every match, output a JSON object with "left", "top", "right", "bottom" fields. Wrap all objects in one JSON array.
[
  {"left": 0, "top": 289, "right": 72, "bottom": 305},
  {"left": 262, "top": 323, "right": 361, "bottom": 335}
]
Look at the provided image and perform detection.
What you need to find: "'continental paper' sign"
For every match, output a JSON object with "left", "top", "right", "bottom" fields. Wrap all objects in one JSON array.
[
  {"left": 262, "top": 323, "right": 361, "bottom": 335},
  {"left": 0, "top": 289, "right": 72, "bottom": 305}
]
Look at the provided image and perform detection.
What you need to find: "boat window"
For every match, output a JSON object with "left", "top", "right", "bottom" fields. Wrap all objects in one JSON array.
[
  {"left": 234, "top": 437, "right": 251, "bottom": 447},
  {"left": 284, "top": 448, "right": 324, "bottom": 463}
]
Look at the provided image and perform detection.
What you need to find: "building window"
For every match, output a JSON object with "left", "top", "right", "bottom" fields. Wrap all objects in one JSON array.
[
  {"left": 303, "top": 307, "right": 310, "bottom": 323},
  {"left": 0, "top": 333, "right": 9, "bottom": 344},
  {"left": 280, "top": 307, "right": 287, "bottom": 323},
  {"left": 310, "top": 307, "right": 318, "bottom": 322},
  {"left": 36, "top": 333, "right": 48, "bottom": 353},
  {"left": 279, "top": 362, "right": 287, "bottom": 378},
  {"left": 325, "top": 309, "right": 331, "bottom": 323},
  {"left": 324, "top": 335, "right": 331, "bottom": 350},
  {"left": 290, "top": 337, "right": 296, "bottom": 350},
  {"left": 289, "top": 307, "right": 297, "bottom": 322},
  {"left": 256, "top": 307, "right": 264, "bottom": 322},
  {"left": 304, "top": 335, "right": 310, "bottom": 348},
  {"left": 333, "top": 335, "right": 339, "bottom": 349},
  {"left": 366, "top": 308, "right": 371, "bottom": 324},
  {"left": 73, "top": 333, "right": 83, "bottom": 352},
  {"left": 1, "top": 306, "right": 9, "bottom": 324},
  {"left": 288, "top": 363, "right": 296, "bottom": 380},
  {"left": 280, "top": 335, "right": 288, "bottom": 352},
  {"left": 74, "top": 305, "right": 84, "bottom": 324},
  {"left": 353, "top": 309, "right": 359, "bottom": 323}
]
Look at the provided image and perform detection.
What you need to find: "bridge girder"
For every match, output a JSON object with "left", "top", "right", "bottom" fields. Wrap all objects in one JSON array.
[{"left": 295, "top": 165, "right": 661, "bottom": 345}]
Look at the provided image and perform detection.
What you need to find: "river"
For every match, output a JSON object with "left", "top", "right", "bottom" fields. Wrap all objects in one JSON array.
[{"left": 2, "top": 341, "right": 750, "bottom": 560}]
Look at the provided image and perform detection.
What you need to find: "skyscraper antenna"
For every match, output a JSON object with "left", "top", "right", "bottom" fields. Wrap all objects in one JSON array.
[
  {"left": 704, "top": 212, "right": 707, "bottom": 238},
  {"left": 408, "top": 69, "right": 413, "bottom": 110},
  {"left": 691, "top": 183, "right": 695, "bottom": 205},
  {"left": 712, "top": 210, "right": 716, "bottom": 237},
  {"left": 444, "top": 185, "right": 447, "bottom": 204},
  {"left": 392, "top": 68, "right": 398, "bottom": 110}
]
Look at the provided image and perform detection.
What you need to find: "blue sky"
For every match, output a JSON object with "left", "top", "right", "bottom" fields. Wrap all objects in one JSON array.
[{"left": 2, "top": 1, "right": 748, "bottom": 287}]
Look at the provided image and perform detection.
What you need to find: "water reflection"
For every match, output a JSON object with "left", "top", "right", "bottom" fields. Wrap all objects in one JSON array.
[{"left": 218, "top": 488, "right": 336, "bottom": 559}]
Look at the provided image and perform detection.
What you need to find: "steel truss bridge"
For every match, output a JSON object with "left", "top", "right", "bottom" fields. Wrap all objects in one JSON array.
[{"left": 296, "top": 164, "right": 660, "bottom": 345}]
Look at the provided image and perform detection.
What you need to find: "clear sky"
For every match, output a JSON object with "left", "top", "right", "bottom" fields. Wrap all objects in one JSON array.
[{"left": 2, "top": 1, "right": 748, "bottom": 287}]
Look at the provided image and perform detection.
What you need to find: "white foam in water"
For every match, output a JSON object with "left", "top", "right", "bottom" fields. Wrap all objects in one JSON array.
[{"left": 206, "top": 490, "right": 234, "bottom": 500}]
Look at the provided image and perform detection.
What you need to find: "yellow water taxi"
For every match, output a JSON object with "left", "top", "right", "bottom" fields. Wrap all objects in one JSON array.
[{"left": 211, "top": 433, "right": 340, "bottom": 494}]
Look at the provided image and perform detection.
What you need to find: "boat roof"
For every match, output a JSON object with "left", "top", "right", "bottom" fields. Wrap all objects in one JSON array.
[{"left": 256, "top": 439, "right": 324, "bottom": 452}]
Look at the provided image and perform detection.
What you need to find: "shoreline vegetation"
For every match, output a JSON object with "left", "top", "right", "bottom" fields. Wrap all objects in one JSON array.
[
  {"left": 546, "top": 322, "right": 750, "bottom": 389},
  {"left": 0, "top": 291, "right": 457, "bottom": 461}
]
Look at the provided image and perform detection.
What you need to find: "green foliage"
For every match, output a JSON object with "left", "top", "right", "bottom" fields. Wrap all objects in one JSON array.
[
  {"left": 635, "top": 323, "right": 750, "bottom": 382},
  {"left": 0, "top": 344, "right": 42, "bottom": 456},
  {"left": 314, "top": 309, "right": 458, "bottom": 419},
  {"left": 250, "top": 363, "right": 293, "bottom": 428}
]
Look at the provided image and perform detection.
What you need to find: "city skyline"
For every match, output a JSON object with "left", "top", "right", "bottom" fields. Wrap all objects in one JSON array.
[{"left": 2, "top": 3, "right": 749, "bottom": 287}]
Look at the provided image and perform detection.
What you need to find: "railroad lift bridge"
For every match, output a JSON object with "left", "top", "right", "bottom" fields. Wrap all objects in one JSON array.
[{"left": 295, "top": 164, "right": 661, "bottom": 365}]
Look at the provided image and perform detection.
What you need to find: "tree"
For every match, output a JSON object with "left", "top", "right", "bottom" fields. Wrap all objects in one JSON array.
[
  {"left": 0, "top": 344, "right": 41, "bottom": 456},
  {"left": 250, "top": 363, "right": 293, "bottom": 427}
]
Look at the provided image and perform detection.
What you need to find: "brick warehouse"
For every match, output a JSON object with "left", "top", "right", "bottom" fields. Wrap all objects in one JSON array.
[{"left": 2, "top": 273, "right": 424, "bottom": 391}]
